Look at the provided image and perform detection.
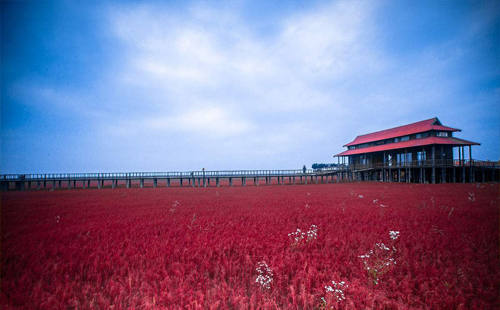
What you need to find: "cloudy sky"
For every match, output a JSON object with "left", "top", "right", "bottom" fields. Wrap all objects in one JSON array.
[{"left": 1, "top": 0, "right": 499, "bottom": 173}]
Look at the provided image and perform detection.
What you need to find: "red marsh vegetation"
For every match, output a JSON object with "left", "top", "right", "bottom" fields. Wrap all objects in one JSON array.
[{"left": 1, "top": 183, "right": 499, "bottom": 309}]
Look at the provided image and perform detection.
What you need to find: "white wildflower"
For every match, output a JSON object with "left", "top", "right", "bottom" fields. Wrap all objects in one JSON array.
[
  {"left": 359, "top": 231, "right": 399, "bottom": 285},
  {"left": 389, "top": 231, "right": 400, "bottom": 240},
  {"left": 323, "top": 280, "right": 349, "bottom": 303},
  {"left": 288, "top": 225, "right": 318, "bottom": 245},
  {"left": 255, "top": 261, "right": 273, "bottom": 290}
]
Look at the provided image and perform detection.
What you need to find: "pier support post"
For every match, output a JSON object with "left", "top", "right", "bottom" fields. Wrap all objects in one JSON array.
[
  {"left": 432, "top": 146, "right": 436, "bottom": 184},
  {"left": 243, "top": 177, "right": 246, "bottom": 186},
  {"left": 69, "top": 180, "right": 72, "bottom": 189},
  {"left": 216, "top": 178, "right": 220, "bottom": 187},
  {"left": 153, "top": 179, "right": 157, "bottom": 188},
  {"left": 255, "top": 177, "right": 259, "bottom": 186},
  {"left": 229, "top": 178, "right": 233, "bottom": 187},
  {"left": 53, "top": 180, "right": 57, "bottom": 189},
  {"left": 293, "top": 176, "right": 296, "bottom": 185},
  {"left": 482, "top": 170, "right": 485, "bottom": 183},
  {"left": 140, "top": 179, "right": 144, "bottom": 188},
  {"left": 197, "top": 178, "right": 200, "bottom": 187},
  {"left": 462, "top": 146, "right": 466, "bottom": 183},
  {"left": 87, "top": 180, "right": 91, "bottom": 188},
  {"left": 469, "top": 147, "right": 473, "bottom": 183},
  {"left": 97, "top": 180, "right": 101, "bottom": 189},
  {"left": 127, "top": 179, "right": 131, "bottom": 188},
  {"left": 281, "top": 177, "right": 284, "bottom": 185},
  {"left": 112, "top": 180, "right": 115, "bottom": 189}
]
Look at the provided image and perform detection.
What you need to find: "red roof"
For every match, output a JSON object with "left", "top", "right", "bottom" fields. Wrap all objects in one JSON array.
[
  {"left": 344, "top": 117, "right": 460, "bottom": 147},
  {"left": 335, "top": 137, "right": 479, "bottom": 157}
]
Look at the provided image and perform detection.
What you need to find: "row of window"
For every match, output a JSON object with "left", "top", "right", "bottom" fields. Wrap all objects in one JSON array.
[{"left": 349, "top": 131, "right": 449, "bottom": 150}]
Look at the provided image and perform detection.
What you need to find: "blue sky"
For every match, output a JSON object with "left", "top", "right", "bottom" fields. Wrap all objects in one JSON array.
[{"left": 1, "top": 0, "right": 499, "bottom": 173}]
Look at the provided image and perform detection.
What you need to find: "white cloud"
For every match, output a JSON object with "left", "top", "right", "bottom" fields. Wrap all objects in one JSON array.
[
  {"left": 146, "top": 106, "right": 252, "bottom": 138},
  {"left": 6, "top": 0, "right": 497, "bottom": 173}
]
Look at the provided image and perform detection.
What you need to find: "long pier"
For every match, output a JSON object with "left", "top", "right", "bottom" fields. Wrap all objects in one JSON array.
[
  {"left": 1, "top": 160, "right": 498, "bottom": 191},
  {"left": 0, "top": 169, "right": 340, "bottom": 191}
]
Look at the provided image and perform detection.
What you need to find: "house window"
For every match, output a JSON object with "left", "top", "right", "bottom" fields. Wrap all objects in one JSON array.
[
  {"left": 417, "top": 151, "right": 426, "bottom": 163},
  {"left": 437, "top": 132, "right": 448, "bottom": 137},
  {"left": 400, "top": 136, "right": 409, "bottom": 141},
  {"left": 348, "top": 146, "right": 355, "bottom": 150},
  {"left": 395, "top": 138, "right": 400, "bottom": 142}
]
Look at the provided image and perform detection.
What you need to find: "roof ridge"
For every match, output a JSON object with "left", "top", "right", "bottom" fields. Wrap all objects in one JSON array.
[{"left": 355, "top": 117, "right": 437, "bottom": 138}]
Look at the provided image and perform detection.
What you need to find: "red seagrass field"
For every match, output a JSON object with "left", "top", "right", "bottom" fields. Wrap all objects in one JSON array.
[{"left": 1, "top": 182, "right": 499, "bottom": 309}]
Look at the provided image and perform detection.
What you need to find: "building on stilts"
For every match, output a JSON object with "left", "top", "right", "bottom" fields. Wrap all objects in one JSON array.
[{"left": 334, "top": 117, "right": 498, "bottom": 183}]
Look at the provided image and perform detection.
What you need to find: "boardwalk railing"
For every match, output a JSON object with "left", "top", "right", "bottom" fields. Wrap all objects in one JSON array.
[
  {"left": 375, "top": 159, "right": 498, "bottom": 169},
  {"left": 2, "top": 160, "right": 497, "bottom": 182},
  {"left": 0, "top": 169, "right": 318, "bottom": 182}
]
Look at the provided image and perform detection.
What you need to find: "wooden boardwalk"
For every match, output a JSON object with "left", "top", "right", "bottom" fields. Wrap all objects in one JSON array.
[
  {"left": 1, "top": 160, "right": 498, "bottom": 191},
  {"left": 0, "top": 169, "right": 343, "bottom": 191}
]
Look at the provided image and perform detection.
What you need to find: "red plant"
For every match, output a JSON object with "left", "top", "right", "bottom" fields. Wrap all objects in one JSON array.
[{"left": 1, "top": 182, "right": 499, "bottom": 309}]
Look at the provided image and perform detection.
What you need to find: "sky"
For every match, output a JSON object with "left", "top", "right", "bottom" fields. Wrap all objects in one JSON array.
[{"left": 1, "top": 0, "right": 499, "bottom": 174}]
